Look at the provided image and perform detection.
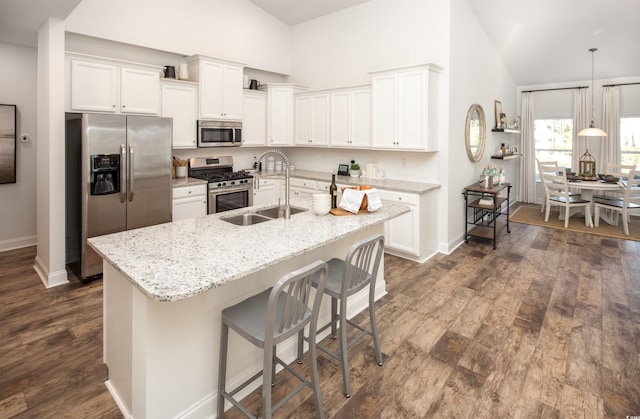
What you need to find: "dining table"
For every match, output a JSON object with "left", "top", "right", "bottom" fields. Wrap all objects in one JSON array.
[{"left": 567, "top": 179, "right": 625, "bottom": 225}]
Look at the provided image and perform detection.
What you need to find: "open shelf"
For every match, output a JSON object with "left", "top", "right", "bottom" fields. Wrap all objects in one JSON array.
[
  {"left": 492, "top": 128, "right": 521, "bottom": 134},
  {"left": 491, "top": 154, "right": 521, "bottom": 160}
]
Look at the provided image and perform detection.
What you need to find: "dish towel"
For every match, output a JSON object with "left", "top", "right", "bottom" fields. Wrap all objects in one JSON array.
[
  {"left": 364, "top": 188, "right": 382, "bottom": 211},
  {"left": 339, "top": 189, "right": 366, "bottom": 214}
]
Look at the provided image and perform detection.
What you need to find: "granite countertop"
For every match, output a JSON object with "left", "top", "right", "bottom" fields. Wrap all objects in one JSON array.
[
  {"left": 172, "top": 177, "right": 208, "bottom": 188},
  {"left": 88, "top": 196, "right": 409, "bottom": 303},
  {"left": 256, "top": 169, "right": 440, "bottom": 194}
]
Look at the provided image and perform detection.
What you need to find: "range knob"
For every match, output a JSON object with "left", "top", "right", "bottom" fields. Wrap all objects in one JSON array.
[{"left": 216, "top": 182, "right": 223, "bottom": 187}]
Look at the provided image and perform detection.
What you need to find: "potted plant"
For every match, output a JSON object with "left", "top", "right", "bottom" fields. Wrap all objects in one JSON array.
[{"left": 350, "top": 160, "right": 361, "bottom": 178}]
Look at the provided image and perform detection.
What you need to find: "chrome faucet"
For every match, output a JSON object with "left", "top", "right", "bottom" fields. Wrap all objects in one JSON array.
[{"left": 255, "top": 149, "right": 291, "bottom": 219}]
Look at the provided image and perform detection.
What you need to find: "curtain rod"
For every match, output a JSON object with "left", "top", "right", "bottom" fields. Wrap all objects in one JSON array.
[
  {"left": 602, "top": 82, "right": 640, "bottom": 88},
  {"left": 521, "top": 86, "right": 588, "bottom": 93}
]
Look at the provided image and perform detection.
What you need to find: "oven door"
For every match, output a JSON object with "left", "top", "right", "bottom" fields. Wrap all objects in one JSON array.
[
  {"left": 197, "top": 121, "right": 242, "bottom": 147},
  {"left": 209, "top": 186, "right": 253, "bottom": 214}
]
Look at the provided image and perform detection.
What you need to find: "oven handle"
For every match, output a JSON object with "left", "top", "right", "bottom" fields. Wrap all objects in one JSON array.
[{"left": 209, "top": 184, "right": 253, "bottom": 195}]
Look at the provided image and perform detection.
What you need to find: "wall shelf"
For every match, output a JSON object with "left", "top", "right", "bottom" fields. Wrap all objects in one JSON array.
[
  {"left": 491, "top": 154, "right": 521, "bottom": 160},
  {"left": 491, "top": 128, "right": 521, "bottom": 134}
]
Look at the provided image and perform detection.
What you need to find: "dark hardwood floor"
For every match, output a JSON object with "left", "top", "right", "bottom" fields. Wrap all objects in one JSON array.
[{"left": 1, "top": 219, "right": 639, "bottom": 418}]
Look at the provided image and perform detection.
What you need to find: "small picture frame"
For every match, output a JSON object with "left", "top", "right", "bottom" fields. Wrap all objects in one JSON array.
[
  {"left": 494, "top": 100, "right": 503, "bottom": 129},
  {"left": 337, "top": 164, "right": 349, "bottom": 176},
  {"left": 512, "top": 146, "right": 519, "bottom": 155}
]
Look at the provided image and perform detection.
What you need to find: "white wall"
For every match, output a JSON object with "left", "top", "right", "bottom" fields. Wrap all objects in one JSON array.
[
  {"left": 0, "top": 42, "right": 38, "bottom": 251},
  {"left": 448, "top": 0, "right": 517, "bottom": 251},
  {"left": 65, "top": 0, "right": 292, "bottom": 75},
  {"left": 289, "top": 0, "right": 450, "bottom": 90}
]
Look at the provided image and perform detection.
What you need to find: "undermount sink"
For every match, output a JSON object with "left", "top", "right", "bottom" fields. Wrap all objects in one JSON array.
[
  {"left": 221, "top": 206, "right": 308, "bottom": 226},
  {"left": 255, "top": 206, "right": 307, "bottom": 219},
  {"left": 221, "top": 213, "right": 273, "bottom": 226}
]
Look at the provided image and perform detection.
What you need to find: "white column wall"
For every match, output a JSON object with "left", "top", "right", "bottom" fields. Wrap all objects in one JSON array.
[{"left": 34, "top": 18, "right": 68, "bottom": 287}]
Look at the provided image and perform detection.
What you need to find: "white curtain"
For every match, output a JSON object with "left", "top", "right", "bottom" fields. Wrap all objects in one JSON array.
[
  {"left": 572, "top": 88, "right": 589, "bottom": 172},
  {"left": 600, "top": 85, "right": 620, "bottom": 168},
  {"left": 520, "top": 91, "right": 536, "bottom": 203}
]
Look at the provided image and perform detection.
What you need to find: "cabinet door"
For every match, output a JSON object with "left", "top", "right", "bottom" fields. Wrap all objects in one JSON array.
[
  {"left": 371, "top": 74, "right": 397, "bottom": 148},
  {"left": 120, "top": 67, "right": 160, "bottom": 115},
  {"left": 384, "top": 205, "right": 419, "bottom": 255},
  {"left": 295, "top": 96, "right": 311, "bottom": 145},
  {"left": 253, "top": 179, "right": 278, "bottom": 206},
  {"left": 350, "top": 89, "right": 372, "bottom": 148},
  {"left": 330, "top": 91, "right": 350, "bottom": 147},
  {"left": 200, "top": 60, "right": 224, "bottom": 119},
  {"left": 310, "top": 94, "right": 329, "bottom": 146},
  {"left": 242, "top": 92, "right": 267, "bottom": 146},
  {"left": 396, "top": 70, "right": 426, "bottom": 150},
  {"left": 268, "top": 87, "right": 293, "bottom": 145},
  {"left": 70, "top": 60, "right": 118, "bottom": 113},
  {"left": 222, "top": 65, "right": 243, "bottom": 120},
  {"left": 161, "top": 82, "right": 198, "bottom": 149},
  {"left": 172, "top": 185, "right": 207, "bottom": 221}
]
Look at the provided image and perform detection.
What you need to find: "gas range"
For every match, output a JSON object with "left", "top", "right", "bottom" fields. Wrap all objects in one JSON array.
[
  {"left": 188, "top": 156, "right": 254, "bottom": 214},
  {"left": 188, "top": 156, "right": 253, "bottom": 190}
]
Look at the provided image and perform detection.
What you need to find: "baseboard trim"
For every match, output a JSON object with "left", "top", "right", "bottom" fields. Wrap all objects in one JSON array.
[
  {"left": 33, "top": 254, "right": 69, "bottom": 288},
  {"left": 0, "top": 235, "right": 36, "bottom": 253}
]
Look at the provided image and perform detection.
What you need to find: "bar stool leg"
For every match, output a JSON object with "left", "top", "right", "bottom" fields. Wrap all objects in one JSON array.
[
  {"left": 339, "top": 297, "right": 351, "bottom": 398},
  {"left": 330, "top": 297, "right": 338, "bottom": 338},
  {"left": 217, "top": 322, "right": 229, "bottom": 418},
  {"left": 369, "top": 281, "right": 383, "bottom": 366},
  {"left": 262, "top": 344, "right": 274, "bottom": 419}
]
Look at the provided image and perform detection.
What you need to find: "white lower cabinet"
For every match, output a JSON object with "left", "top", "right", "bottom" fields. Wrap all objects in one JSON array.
[
  {"left": 253, "top": 178, "right": 279, "bottom": 206},
  {"left": 288, "top": 178, "right": 316, "bottom": 199},
  {"left": 376, "top": 189, "right": 420, "bottom": 256},
  {"left": 172, "top": 184, "right": 207, "bottom": 221}
]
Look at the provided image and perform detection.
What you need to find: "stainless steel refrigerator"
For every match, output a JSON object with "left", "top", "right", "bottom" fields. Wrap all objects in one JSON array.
[{"left": 65, "top": 113, "right": 173, "bottom": 281}]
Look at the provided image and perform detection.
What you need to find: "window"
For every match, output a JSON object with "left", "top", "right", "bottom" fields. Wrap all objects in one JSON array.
[
  {"left": 620, "top": 117, "right": 640, "bottom": 168},
  {"left": 534, "top": 118, "right": 573, "bottom": 170}
]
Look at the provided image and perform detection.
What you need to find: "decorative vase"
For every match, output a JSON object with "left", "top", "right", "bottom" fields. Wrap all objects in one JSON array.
[{"left": 350, "top": 170, "right": 360, "bottom": 178}]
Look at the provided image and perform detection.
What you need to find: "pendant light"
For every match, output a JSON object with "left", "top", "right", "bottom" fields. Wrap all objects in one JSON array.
[{"left": 578, "top": 48, "right": 607, "bottom": 137}]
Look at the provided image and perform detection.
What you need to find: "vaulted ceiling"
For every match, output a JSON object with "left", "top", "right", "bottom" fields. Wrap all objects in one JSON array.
[{"left": 1, "top": 0, "right": 638, "bottom": 86}]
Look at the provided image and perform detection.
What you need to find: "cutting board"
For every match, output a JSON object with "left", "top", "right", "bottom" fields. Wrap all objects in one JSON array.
[{"left": 330, "top": 207, "right": 369, "bottom": 216}]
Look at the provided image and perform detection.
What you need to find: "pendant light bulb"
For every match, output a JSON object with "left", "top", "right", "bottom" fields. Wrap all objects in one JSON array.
[{"left": 578, "top": 48, "right": 607, "bottom": 137}]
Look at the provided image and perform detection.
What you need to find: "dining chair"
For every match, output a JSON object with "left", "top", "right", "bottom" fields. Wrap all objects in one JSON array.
[
  {"left": 594, "top": 170, "right": 640, "bottom": 235},
  {"left": 297, "top": 234, "right": 385, "bottom": 398},
  {"left": 537, "top": 160, "right": 558, "bottom": 212},
  {"left": 539, "top": 164, "right": 593, "bottom": 228},
  {"left": 218, "top": 260, "right": 328, "bottom": 419},
  {"left": 536, "top": 160, "right": 578, "bottom": 212}
]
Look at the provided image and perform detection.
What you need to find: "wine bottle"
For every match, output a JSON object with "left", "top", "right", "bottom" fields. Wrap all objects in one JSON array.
[{"left": 329, "top": 173, "right": 338, "bottom": 209}]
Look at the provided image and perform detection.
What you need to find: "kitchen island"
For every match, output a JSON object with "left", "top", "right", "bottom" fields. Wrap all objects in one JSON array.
[{"left": 88, "top": 196, "right": 409, "bottom": 418}]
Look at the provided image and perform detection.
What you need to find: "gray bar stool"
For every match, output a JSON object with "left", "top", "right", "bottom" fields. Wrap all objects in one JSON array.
[
  {"left": 217, "top": 260, "right": 328, "bottom": 419},
  {"left": 298, "top": 234, "right": 384, "bottom": 398}
]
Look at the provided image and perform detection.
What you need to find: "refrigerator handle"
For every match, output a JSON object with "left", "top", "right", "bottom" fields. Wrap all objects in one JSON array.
[
  {"left": 128, "top": 144, "right": 134, "bottom": 202},
  {"left": 120, "top": 144, "right": 127, "bottom": 203}
]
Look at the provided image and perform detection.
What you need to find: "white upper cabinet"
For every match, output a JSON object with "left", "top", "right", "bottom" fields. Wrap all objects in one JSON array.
[
  {"left": 120, "top": 66, "right": 161, "bottom": 115},
  {"left": 242, "top": 90, "right": 267, "bottom": 146},
  {"left": 68, "top": 56, "right": 161, "bottom": 115},
  {"left": 187, "top": 55, "right": 244, "bottom": 120},
  {"left": 330, "top": 87, "right": 371, "bottom": 148},
  {"left": 295, "top": 93, "right": 329, "bottom": 146},
  {"left": 161, "top": 80, "right": 198, "bottom": 149},
  {"left": 371, "top": 64, "right": 442, "bottom": 151},
  {"left": 266, "top": 84, "right": 307, "bottom": 146},
  {"left": 70, "top": 60, "right": 118, "bottom": 113}
]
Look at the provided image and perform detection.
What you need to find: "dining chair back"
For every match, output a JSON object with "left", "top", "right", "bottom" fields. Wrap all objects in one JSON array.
[
  {"left": 594, "top": 170, "right": 640, "bottom": 235},
  {"left": 537, "top": 160, "right": 558, "bottom": 212},
  {"left": 540, "top": 164, "right": 593, "bottom": 228}
]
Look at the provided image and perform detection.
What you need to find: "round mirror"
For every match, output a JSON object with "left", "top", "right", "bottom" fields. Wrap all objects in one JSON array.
[{"left": 465, "top": 104, "right": 486, "bottom": 162}]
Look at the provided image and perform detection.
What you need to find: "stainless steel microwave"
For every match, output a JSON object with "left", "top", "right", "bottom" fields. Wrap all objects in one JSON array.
[{"left": 197, "top": 120, "right": 242, "bottom": 147}]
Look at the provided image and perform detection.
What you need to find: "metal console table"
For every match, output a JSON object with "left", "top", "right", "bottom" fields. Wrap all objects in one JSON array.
[{"left": 463, "top": 182, "right": 511, "bottom": 249}]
